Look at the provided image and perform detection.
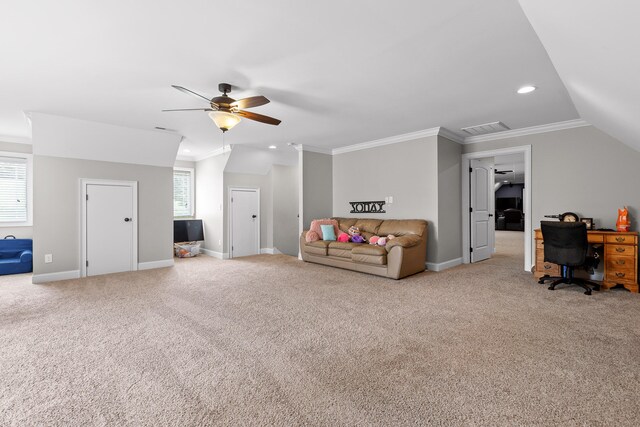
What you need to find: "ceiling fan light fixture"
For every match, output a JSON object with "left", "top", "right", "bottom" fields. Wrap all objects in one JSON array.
[{"left": 208, "top": 111, "right": 241, "bottom": 132}]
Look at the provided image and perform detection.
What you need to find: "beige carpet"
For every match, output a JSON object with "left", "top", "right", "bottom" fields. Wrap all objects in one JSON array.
[{"left": 1, "top": 233, "right": 639, "bottom": 426}]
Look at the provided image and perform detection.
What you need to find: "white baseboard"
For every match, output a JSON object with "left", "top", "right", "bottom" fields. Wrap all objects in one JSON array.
[
  {"left": 260, "top": 247, "right": 282, "bottom": 255},
  {"left": 201, "top": 248, "right": 229, "bottom": 259},
  {"left": 426, "top": 257, "right": 462, "bottom": 272},
  {"left": 138, "top": 259, "right": 174, "bottom": 270},
  {"left": 32, "top": 270, "right": 80, "bottom": 284}
]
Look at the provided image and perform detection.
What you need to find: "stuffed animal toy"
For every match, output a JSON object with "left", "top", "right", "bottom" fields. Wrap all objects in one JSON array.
[
  {"left": 351, "top": 235, "right": 365, "bottom": 244},
  {"left": 337, "top": 232, "right": 350, "bottom": 243},
  {"left": 387, "top": 234, "right": 396, "bottom": 240},
  {"left": 347, "top": 226, "right": 360, "bottom": 237},
  {"left": 369, "top": 236, "right": 380, "bottom": 245},
  {"left": 377, "top": 237, "right": 387, "bottom": 246}
]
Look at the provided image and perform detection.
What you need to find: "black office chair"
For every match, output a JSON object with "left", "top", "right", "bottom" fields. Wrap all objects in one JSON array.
[{"left": 538, "top": 221, "right": 600, "bottom": 295}]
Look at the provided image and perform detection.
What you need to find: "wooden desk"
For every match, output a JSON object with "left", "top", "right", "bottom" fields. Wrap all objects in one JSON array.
[{"left": 534, "top": 229, "right": 638, "bottom": 293}]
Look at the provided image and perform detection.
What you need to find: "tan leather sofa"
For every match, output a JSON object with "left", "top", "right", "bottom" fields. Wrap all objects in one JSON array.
[{"left": 300, "top": 218, "right": 428, "bottom": 279}]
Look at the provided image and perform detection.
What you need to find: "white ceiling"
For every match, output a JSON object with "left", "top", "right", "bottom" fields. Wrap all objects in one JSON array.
[
  {"left": 0, "top": 0, "right": 580, "bottom": 160},
  {"left": 518, "top": 1, "right": 640, "bottom": 152},
  {"left": 494, "top": 153, "right": 524, "bottom": 184}
]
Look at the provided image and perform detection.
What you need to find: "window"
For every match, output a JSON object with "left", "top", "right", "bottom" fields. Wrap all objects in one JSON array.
[
  {"left": 173, "top": 167, "right": 194, "bottom": 217},
  {"left": 0, "top": 153, "right": 32, "bottom": 225}
]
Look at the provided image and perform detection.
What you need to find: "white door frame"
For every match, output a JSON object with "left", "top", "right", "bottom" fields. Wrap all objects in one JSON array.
[
  {"left": 461, "top": 145, "right": 532, "bottom": 271},
  {"left": 80, "top": 179, "right": 138, "bottom": 277},
  {"left": 228, "top": 187, "right": 260, "bottom": 259}
]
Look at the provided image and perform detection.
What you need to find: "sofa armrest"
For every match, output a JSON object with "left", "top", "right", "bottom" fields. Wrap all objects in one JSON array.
[
  {"left": 385, "top": 235, "right": 421, "bottom": 252},
  {"left": 20, "top": 250, "right": 33, "bottom": 263}
]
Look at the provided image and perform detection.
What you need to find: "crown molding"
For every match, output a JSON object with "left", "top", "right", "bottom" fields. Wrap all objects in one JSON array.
[
  {"left": 332, "top": 127, "right": 443, "bottom": 155},
  {"left": 0, "top": 135, "right": 31, "bottom": 145},
  {"left": 437, "top": 127, "right": 465, "bottom": 144},
  {"left": 295, "top": 144, "right": 333, "bottom": 155},
  {"left": 462, "top": 119, "right": 590, "bottom": 144},
  {"left": 193, "top": 144, "right": 233, "bottom": 162}
]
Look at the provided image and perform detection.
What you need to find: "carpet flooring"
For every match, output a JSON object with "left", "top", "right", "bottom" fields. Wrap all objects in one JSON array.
[{"left": 1, "top": 231, "right": 639, "bottom": 426}]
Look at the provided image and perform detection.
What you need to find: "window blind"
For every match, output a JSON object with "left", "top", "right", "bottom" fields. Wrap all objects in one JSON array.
[
  {"left": 0, "top": 156, "right": 28, "bottom": 223},
  {"left": 173, "top": 169, "right": 193, "bottom": 217}
]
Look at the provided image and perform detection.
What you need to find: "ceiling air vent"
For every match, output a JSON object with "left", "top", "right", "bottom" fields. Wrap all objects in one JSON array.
[{"left": 461, "top": 121, "right": 510, "bottom": 136}]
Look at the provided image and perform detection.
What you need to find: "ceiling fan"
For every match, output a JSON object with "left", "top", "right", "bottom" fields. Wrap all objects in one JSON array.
[
  {"left": 495, "top": 169, "right": 514, "bottom": 175},
  {"left": 163, "top": 83, "right": 281, "bottom": 132}
]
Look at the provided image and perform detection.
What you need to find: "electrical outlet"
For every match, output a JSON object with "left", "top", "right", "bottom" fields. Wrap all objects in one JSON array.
[
  {"left": 218, "top": 239, "right": 222, "bottom": 246},
  {"left": 384, "top": 197, "right": 389, "bottom": 203},
  {"left": 389, "top": 196, "right": 394, "bottom": 204},
  {"left": 44, "top": 254, "right": 53, "bottom": 263}
]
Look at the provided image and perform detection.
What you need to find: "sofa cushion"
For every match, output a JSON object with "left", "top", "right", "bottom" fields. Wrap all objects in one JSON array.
[
  {"left": 328, "top": 241, "right": 360, "bottom": 259},
  {"left": 305, "top": 240, "right": 330, "bottom": 256},
  {"left": 335, "top": 218, "right": 358, "bottom": 234},
  {"left": 352, "top": 245, "right": 387, "bottom": 265},
  {"left": 378, "top": 219, "right": 427, "bottom": 237},
  {"left": 355, "top": 219, "right": 384, "bottom": 235}
]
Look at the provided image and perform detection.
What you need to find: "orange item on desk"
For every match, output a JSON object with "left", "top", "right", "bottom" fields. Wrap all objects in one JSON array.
[{"left": 616, "top": 206, "right": 630, "bottom": 232}]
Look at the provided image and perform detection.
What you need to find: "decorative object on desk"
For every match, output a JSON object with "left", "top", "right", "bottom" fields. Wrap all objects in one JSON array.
[
  {"left": 349, "top": 201, "right": 386, "bottom": 214},
  {"left": 544, "top": 212, "right": 579, "bottom": 222},
  {"left": 580, "top": 217, "right": 593, "bottom": 230},
  {"left": 616, "top": 206, "right": 630, "bottom": 232}
]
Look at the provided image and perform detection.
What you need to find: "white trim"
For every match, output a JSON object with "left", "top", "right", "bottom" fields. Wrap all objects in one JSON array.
[
  {"left": 426, "top": 258, "right": 462, "bottom": 272},
  {"left": 173, "top": 166, "right": 195, "bottom": 218},
  {"left": 80, "top": 179, "right": 139, "bottom": 278},
  {"left": 228, "top": 187, "right": 260, "bottom": 259},
  {"left": 138, "top": 259, "right": 174, "bottom": 270},
  {"left": 260, "top": 247, "right": 282, "bottom": 255},
  {"left": 0, "top": 135, "right": 31, "bottom": 145},
  {"left": 463, "top": 119, "right": 589, "bottom": 144},
  {"left": 193, "top": 144, "right": 232, "bottom": 162},
  {"left": 0, "top": 151, "right": 33, "bottom": 227},
  {"left": 461, "top": 145, "right": 532, "bottom": 272},
  {"left": 298, "top": 149, "right": 304, "bottom": 260},
  {"left": 294, "top": 144, "right": 333, "bottom": 155},
  {"left": 200, "top": 248, "right": 229, "bottom": 259},
  {"left": 332, "top": 127, "right": 441, "bottom": 155},
  {"left": 437, "top": 127, "right": 465, "bottom": 144},
  {"left": 32, "top": 270, "right": 80, "bottom": 284}
]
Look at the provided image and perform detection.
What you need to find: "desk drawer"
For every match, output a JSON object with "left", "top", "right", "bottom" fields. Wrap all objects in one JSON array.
[
  {"left": 605, "top": 234, "right": 637, "bottom": 245},
  {"left": 588, "top": 234, "right": 604, "bottom": 244},
  {"left": 605, "top": 270, "right": 636, "bottom": 284},
  {"left": 536, "top": 262, "right": 560, "bottom": 275},
  {"left": 606, "top": 257, "right": 634, "bottom": 269},
  {"left": 605, "top": 245, "right": 636, "bottom": 256}
]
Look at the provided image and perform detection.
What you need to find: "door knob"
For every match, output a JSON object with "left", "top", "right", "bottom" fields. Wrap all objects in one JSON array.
[
  {"left": 124, "top": 218, "right": 131, "bottom": 222},
  {"left": 252, "top": 215, "right": 257, "bottom": 219}
]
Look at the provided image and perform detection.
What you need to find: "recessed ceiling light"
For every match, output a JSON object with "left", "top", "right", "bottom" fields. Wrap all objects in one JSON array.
[
  {"left": 268, "top": 145, "right": 277, "bottom": 149},
  {"left": 503, "top": 180, "right": 509, "bottom": 183},
  {"left": 183, "top": 149, "right": 191, "bottom": 153},
  {"left": 517, "top": 85, "right": 536, "bottom": 94}
]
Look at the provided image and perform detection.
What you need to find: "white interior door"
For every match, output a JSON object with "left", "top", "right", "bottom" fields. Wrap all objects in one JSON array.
[
  {"left": 230, "top": 188, "right": 260, "bottom": 258},
  {"left": 86, "top": 183, "right": 136, "bottom": 276},
  {"left": 470, "top": 158, "right": 495, "bottom": 262}
]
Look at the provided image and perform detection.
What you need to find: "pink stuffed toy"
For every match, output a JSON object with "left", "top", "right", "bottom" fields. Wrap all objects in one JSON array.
[
  {"left": 369, "top": 236, "right": 379, "bottom": 245},
  {"left": 377, "top": 237, "right": 387, "bottom": 246},
  {"left": 337, "top": 232, "right": 350, "bottom": 243}
]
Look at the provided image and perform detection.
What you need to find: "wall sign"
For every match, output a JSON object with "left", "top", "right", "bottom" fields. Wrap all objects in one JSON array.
[{"left": 349, "top": 201, "right": 386, "bottom": 214}]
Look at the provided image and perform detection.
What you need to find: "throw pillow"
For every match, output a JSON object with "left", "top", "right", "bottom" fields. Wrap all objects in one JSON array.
[
  {"left": 320, "top": 224, "right": 336, "bottom": 241},
  {"left": 305, "top": 230, "right": 320, "bottom": 243},
  {"left": 310, "top": 219, "right": 339, "bottom": 240},
  {"left": 337, "top": 232, "right": 350, "bottom": 242}
]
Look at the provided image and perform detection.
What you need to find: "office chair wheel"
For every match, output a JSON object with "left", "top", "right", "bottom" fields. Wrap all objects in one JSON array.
[
  {"left": 584, "top": 289, "right": 592, "bottom": 296},
  {"left": 548, "top": 286, "right": 554, "bottom": 291}
]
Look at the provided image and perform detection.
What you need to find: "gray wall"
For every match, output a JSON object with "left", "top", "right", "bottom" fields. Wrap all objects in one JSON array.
[
  {"left": 33, "top": 155, "right": 173, "bottom": 275},
  {"left": 302, "top": 151, "right": 333, "bottom": 230},
  {"left": 437, "top": 136, "right": 462, "bottom": 263},
  {"left": 195, "top": 153, "right": 229, "bottom": 255},
  {"left": 0, "top": 141, "right": 33, "bottom": 239},
  {"left": 462, "top": 125, "right": 640, "bottom": 257},
  {"left": 273, "top": 164, "right": 299, "bottom": 256},
  {"left": 332, "top": 136, "right": 440, "bottom": 263},
  {"left": 223, "top": 171, "right": 273, "bottom": 253}
]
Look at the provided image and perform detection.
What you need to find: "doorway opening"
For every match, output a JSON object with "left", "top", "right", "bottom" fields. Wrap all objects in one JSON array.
[{"left": 461, "top": 145, "right": 532, "bottom": 271}]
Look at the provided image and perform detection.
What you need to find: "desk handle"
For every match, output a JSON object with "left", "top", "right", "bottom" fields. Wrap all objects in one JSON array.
[
  {"left": 615, "top": 259, "right": 626, "bottom": 265},
  {"left": 615, "top": 247, "right": 626, "bottom": 253},
  {"left": 615, "top": 236, "right": 626, "bottom": 242},
  {"left": 616, "top": 272, "right": 626, "bottom": 278}
]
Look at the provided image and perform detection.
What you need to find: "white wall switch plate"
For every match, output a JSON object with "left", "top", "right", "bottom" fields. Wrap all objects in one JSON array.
[
  {"left": 388, "top": 196, "right": 394, "bottom": 204},
  {"left": 44, "top": 254, "right": 53, "bottom": 263}
]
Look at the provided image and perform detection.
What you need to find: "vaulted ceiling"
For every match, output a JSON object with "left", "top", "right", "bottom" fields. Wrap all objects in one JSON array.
[{"left": 0, "top": 1, "right": 634, "bottom": 160}]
